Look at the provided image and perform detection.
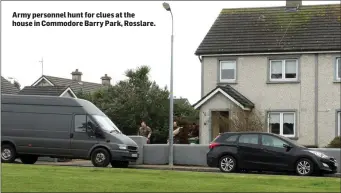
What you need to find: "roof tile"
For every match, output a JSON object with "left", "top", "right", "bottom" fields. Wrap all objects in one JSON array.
[
  {"left": 43, "top": 75, "right": 104, "bottom": 93},
  {"left": 195, "top": 4, "right": 341, "bottom": 55},
  {"left": 1, "top": 76, "right": 19, "bottom": 94},
  {"left": 18, "top": 86, "right": 69, "bottom": 96}
]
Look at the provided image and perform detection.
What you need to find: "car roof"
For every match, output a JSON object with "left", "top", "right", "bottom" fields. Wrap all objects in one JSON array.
[{"left": 220, "top": 132, "right": 278, "bottom": 136}]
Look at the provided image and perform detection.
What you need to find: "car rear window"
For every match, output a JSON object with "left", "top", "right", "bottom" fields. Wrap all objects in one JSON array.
[{"left": 214, "top": 134, "right": 238, "bottom": 143}]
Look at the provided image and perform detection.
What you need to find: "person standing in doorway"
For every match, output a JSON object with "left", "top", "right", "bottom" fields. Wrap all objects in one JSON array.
[{"left": 138, "top": 121, "right": 152, "bottom": 144}]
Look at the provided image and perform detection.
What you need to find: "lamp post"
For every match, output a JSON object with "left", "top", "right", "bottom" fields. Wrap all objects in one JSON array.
[{"left": 163, "top": 2, "right": 174, "bottom": 167}]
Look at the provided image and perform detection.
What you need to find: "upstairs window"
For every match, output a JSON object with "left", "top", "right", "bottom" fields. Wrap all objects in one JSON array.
[
  {"left": 269, "top": 59, "right": 298, "bottom": 81},
  {"left": 220, "top": 61, "right": 236, "bottom": 82}
]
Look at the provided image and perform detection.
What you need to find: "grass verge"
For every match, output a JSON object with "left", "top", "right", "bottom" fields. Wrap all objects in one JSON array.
[{"left": 2, "top": 163, "right": 340, "bottom": 192}]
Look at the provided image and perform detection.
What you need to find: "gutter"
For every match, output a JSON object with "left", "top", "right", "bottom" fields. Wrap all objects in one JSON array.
[
  {"left": 197, "top": 50, "right": 340, "bottom": 57},
  {"left": 198, "top": 56, "right": 202, "bottom": 62}
]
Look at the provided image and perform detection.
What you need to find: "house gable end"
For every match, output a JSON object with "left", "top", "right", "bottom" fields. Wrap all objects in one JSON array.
[
  {"left": 193, "top": 86, "right": 254, "bottom": 111},
  {"left": 31, "top": 76, "right": 54, "bottom": 86}
]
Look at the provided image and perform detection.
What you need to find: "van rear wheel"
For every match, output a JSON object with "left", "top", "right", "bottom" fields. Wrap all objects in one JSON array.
[
  {"left": 91, "top": 148, "right": 110, "bottom": 167},
  {"left": 111, "top": 161, "right": 129, "bottom": 168},
  {"left": 1, "top": 144, "right": 17, "bottom": 163},
  {"left": 20, "top": 155, "right": 38, "bottom": 164}
]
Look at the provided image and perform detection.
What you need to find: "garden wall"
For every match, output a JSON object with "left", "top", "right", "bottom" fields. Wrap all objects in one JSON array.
[{"left": 130, "top": 136, "right": 341, "bottom": 172}]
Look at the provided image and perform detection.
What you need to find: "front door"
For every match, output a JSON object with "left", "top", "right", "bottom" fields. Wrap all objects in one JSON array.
[
  {"left": 259, "top": 134, "right": 293, "bottom": 171},
  {"left": 70, "top": 114, "right": 100, "bottom": 158},
  {"left": 237, "top": 134, "right": 265, "bottom": 170},
  {"left": 211, "top": 111, "right": 229, "bottom": 141}
]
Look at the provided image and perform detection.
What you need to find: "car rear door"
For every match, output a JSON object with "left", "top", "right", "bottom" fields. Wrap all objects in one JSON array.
[
  {"left": 237, "top": 134, "right": 266, "bottom": 170},
  {"left": 259, "top": 134, "right": 293, "bottom": 171}
]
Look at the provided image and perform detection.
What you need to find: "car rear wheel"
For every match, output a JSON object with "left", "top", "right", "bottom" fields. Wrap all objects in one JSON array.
[
  {"left": 1, "top": 144, "right": 17, "bottom": 163},
  {"left": 219, "top": 155, "right": 237, "bottom": 173},
  {"left": 91, "top": 148, "right": 110, "bottom": 167},
  {"left": 111, "top": 160, "right": 129, "bottom": 168},
  {"left": 20, "top": 155, "right": 38, "bottom": 164},
  {"left": 296, "top": 158, "right": 314, "bottom": 176}
]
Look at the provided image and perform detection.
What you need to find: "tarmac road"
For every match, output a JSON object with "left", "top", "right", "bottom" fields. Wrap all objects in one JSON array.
[{"left": 13, "top": 159, "right": 341, "bottom": 178}]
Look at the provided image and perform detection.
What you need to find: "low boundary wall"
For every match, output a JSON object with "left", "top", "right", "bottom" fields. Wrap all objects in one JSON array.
[{"left": 129, "top": 136, "right": 341, "bottom": 172}]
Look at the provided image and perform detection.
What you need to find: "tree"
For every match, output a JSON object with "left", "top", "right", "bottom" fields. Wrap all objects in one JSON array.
[
  {"left": 77, "top": 65, "right": 182, "bottom": 143},
  {"left": 13, "top": 80, "right": 21, "bottom": 90},
  {"left": 174, "top": 98, "right": 199, "bottom": 124}
]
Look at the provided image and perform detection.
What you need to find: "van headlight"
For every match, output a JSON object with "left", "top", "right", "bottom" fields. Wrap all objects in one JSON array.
[
  {"left": 118, "top": 144, "right": 127, "bottom": 150},
  {"left": 309, "top": 150, "right": 328, "bottom": 159}
]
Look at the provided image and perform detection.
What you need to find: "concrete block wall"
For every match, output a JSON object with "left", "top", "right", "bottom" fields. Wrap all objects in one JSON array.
[{"left": 128, "top": 135, "right": 147, "bottom": 165}]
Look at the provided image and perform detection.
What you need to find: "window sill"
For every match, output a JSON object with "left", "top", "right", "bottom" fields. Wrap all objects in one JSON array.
[
  {"left": 266, "top": 80, "right": 300, "bottom": 84},
  {"left": 286, "top": 137, "right": 298, "bottom": 140},
  {"left": 217, "top": 82, "right": 237, "bottom": 85},
  {"left": 333, "top": 80, "right": 341, "bottom": 83}
]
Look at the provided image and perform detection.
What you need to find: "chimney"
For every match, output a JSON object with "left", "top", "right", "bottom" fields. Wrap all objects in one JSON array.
[
  {"left": 101, "top": 74, "right": 112, "bottom": 86},
  {"left": 286, "top": 0, "right": 302, "bottom": 9},
  {"left": 71, "top": 69, "right": 82, "bottom": 81}
]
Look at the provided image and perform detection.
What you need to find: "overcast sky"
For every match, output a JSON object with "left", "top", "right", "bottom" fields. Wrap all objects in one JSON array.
[{"left": 1, "top": 1, "right": 339, "bottom": 104}]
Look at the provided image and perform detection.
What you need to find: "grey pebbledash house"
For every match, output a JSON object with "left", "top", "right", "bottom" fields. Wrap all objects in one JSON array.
[
  {"left": 19, "top": 69, "right": 112, "bottom": 98},
  {"left": 193, "top": 1, "right": 341, "bottom": 147}
]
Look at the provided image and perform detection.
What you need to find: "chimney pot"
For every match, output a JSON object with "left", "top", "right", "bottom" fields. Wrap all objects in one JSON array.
[
  {"left": 71, "top": 69, "right": 82, "bottom": 81},
  {"left": 286, "top": 0, "right": 302, "bottom": 9},
  {"left": 101, "top": 74, "right": 112, "bottom": 86}
]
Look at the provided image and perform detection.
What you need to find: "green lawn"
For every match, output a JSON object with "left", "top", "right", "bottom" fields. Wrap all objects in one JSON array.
[{"left": 1, "top": 164, "right": 340, "bottom": 192}]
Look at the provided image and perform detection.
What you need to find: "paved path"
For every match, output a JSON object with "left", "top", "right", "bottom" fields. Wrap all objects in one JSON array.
[{"left": 32, "top": 160, "right": 341, "bottom": 178}]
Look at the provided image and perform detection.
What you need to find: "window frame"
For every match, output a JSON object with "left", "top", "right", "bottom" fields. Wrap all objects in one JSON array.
[
  {"left": 267, "top": 112, "right": 296, "bottom": 138},
  {"left": 74, "top": 114, "right": 98, "bottom": 134},
  {"left": 219, "top": 60, "right": 237, "bottom": 83},
  {"left": 269, "top": 59, "right": 298, "bottom": 82},
  {"left": 74, "top": 114, "right": 87, "bottom": 133},
  {"left": 336, "top": 58, "right": 340, "bottom": 81}
]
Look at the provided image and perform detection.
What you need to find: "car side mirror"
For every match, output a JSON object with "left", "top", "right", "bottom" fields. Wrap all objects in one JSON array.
[{"left": 283, "top": 144, "right": 292, "bottom": 150}]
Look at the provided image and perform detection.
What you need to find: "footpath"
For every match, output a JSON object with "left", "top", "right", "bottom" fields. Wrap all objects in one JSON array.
[{"left": 35, "top": 160, "right": 341, "bottom": 177}]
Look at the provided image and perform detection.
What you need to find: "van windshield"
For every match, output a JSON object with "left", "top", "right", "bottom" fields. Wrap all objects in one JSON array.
[{"left": 93, "top": 115, "right": 122, "bottom": 134}]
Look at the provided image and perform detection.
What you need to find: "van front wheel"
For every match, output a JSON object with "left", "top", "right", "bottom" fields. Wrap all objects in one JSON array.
[
  {"left": 1, "top": 144, "right": 17, "bottom": 163},
  {"left": 20, "top": 155, "right": 38, "bottom": 164},
  {"left": 91, "top": 148, "right": 110, "bottom": 167}
]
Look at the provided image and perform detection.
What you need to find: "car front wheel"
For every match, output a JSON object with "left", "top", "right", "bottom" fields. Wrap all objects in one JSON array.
[
  {"left": 219, "top": 155, "right": 237, "bottom": 173},
  {"left": 295, "top": 158, "right": 314, "bottom": 176}
]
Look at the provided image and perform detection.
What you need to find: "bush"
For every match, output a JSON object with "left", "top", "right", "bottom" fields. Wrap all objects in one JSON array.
[
  {"left": 228, "top": 107, "right": 266, "bottom": 132},
  {"left": 326, "top": 136, "right": 341, "bottom": 148}
]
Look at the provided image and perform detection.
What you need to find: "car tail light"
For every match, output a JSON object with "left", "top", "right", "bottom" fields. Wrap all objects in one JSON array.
[{"left": 209, "top": 142, "right": 220, "bottom": 149}]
